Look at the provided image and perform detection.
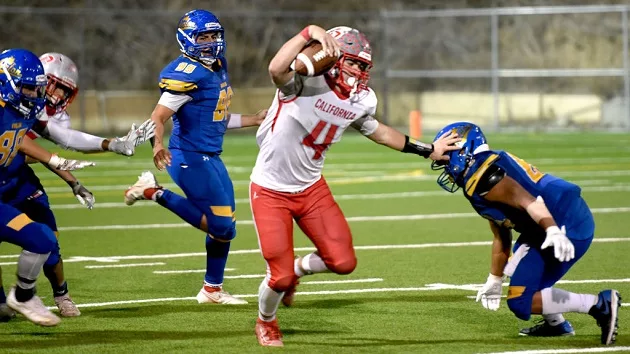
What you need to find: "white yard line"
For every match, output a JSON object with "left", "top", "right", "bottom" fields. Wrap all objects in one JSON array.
[
  {"left": 51, "top": 207, "right": 630, "bottom": 232},
  {"left": 482, "top": 347, "right": 630, "bottom": 354},
  {"left": 1, "top": 238, "right": 627, "bottom": 265},
  {"left": 85, "top": 262, "right": 165, "bottom": 269},
  {"left": 45, "top": 279, "right": 630, "bottom": 311},
  {"left": 303, "top": 278, "right": 383, "bottom": 285},
  {"left": 153, "top": 268, "right": 235, "bottom": 274}
]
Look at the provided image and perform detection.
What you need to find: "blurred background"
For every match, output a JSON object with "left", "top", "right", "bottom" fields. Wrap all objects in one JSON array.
[{"left": 3, "top": 0, "right": 630, "bottom": 134}]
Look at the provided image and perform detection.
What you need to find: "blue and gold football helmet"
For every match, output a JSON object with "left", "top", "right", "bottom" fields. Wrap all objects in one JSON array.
[
  {"left": 431, "top": 122, "right": 488, "bottom": 193},
  {"left": 0, "top": 48, "right": 47, "bottom": 120},
  {"left": 176, "top": 9, "right": 225, "bottom": 65}
]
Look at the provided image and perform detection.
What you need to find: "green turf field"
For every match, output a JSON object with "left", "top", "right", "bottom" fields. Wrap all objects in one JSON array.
[{"left": 0, "top": 131, "right": 628, "bottom": 353}]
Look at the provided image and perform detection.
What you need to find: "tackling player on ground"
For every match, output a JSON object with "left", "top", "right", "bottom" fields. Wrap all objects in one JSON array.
[
  {"left": 124, "top": 9, "right": 266, "bottom": 305},
  {"left": 249, "top": 25, "right": 460, "bottom": 347},
  {"left": 0, "top": 49, "right": 94, "bottom": 326},
  {"left": 431, "top": 122, "right": 621, "bottom": 345}
]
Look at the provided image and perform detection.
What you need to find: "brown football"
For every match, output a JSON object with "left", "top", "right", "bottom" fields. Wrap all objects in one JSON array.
[{"left": 292, "top": 41, "right": 338, "bottom": 77}]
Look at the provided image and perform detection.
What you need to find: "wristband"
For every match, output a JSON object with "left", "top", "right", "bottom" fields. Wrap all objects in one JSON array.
[
  {"left": 227, "top": 113, "right": 242, "bottom": 129},
  {"left": 401, "top": 135, "right": 433, "bottom": 158},
  {"left": 300, "top": 26, "right": 310, "bottom": 41}
]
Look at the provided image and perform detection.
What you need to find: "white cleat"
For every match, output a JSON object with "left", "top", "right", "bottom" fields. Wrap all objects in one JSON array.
[
  {"left": 196, "top": 287, "right": 248, "bottom": 305},
  {"left": 54, "top": 294, "right": 81, "bottom": 317},
  {"left": 124, "top": 171, "right": 161, "bottom": 206},
  {"left": 7, "top": 287, "right": 61, "bottom": 327}
]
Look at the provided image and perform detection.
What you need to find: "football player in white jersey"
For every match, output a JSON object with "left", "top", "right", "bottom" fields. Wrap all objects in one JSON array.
[{"left": 250, "top": 25, "right": 461, "bottom": 347}]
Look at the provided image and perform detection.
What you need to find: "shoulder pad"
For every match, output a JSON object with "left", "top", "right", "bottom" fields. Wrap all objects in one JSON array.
[
  {"left": 159, "top": 58, "right": 201, "bottom": 93},
  {"left": 464, "top": 153, "right": 500, "bottom": 197},
  {"left": 475, "top": 163, "right": 506, "bottom": 196}
]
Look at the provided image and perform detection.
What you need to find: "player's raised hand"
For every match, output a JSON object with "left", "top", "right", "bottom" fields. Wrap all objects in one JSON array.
[
  {"left": 70, "top": 181, "right": 95, "bottom": 210},
  {"left": 107, "top": 138, "right": 135, "bottom": 156},
  {"left": 542, "top": 225, "right": 575, "bottom": 262},
  {"left": 48, "top": 155, "right": 96, "bottom": 171},
  {"left": 153, "top": 148, "right": 172, "bottom": 171},
  {"left": 308, "top": 25, "right": 340, "bottom": 58},
  {"left": 429, "top": 131, "right": 461, "bottom": 161},
  {"left": 122, "top": 119, "right": 157, "bottom": 147},
  {"left": 476, "top": 273, "right": 503, "bottom": 311}
]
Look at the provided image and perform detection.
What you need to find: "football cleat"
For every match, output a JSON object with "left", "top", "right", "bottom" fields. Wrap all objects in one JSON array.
[
  {"left": 0, "top": 303, "right": 16, "bottom": 322},
  {"left": 255, "top": 318, "right": 284, "bottom": 347},
  {"left": 196, "top": 286, "right": 248, "bottom": 305},
  {"left": 519, "top": 319, "right": 575, "bottom": 337},
  {"left": 124, "top": 171, "right": 162, "bottom": 205},
  {"left": 589, "top": 289, "right": 621, "bottom": 345},
  {"left": 54, "top": 294, "right": 81, "bottom": 317},
  {"left": 6, "top": 287, "right": 61, "bottom": 327}
]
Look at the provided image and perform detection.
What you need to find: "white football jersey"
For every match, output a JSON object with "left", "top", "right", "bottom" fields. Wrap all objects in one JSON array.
[{"left": 250, "top": 74, "right": 379, "bottom": 192}]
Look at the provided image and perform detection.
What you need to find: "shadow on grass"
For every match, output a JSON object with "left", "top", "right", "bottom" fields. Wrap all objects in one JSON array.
[
  {"left": 303, "top": 294, "right": 465, "bottom": 309},
  {"left": 83, "top": 303, "right": 254, "bottom": 319}
]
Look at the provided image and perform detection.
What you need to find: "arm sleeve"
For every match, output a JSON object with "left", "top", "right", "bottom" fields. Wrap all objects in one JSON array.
[
  {"left": 277, "top": 74, "right": 305, "bottom": 101},
  {"left": 157, "top": 91, "right": 193, "bottom": 112},
  {"left": 43, "top": 120, "right": 105, "bottom": 152},
  {"left": 351, "top": 115, "right": 380, "bottom": 136}
]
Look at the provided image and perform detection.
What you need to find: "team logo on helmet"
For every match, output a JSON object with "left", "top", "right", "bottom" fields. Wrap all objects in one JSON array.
[
  {"left": 178, "top": 16, "right": 196, "bottom": 30},
  {"left": 0, "top": 57, "right": 21, "bottom": 78}
]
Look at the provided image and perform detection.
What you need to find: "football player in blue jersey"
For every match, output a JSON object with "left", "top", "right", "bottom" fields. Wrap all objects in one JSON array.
[
  {"left": 124, "top": 9, "right": 266, "bottom": 305},
  {"left": 431, "top": 122, "right": 621, "bottom": 345},
  {"left": 0, "top": 48, "right": 94, "bottom": 326}
]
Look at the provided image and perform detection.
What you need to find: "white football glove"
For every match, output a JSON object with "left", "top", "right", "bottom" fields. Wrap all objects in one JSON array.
[
  {"left": 541, "top": 225, "right": 575, "bottom": 262},
  {"left": 107, "top": 138, "right": 135, "bottom": 156},
  {"left": 70, "top": 181, "right": 95, "bottom": 210},
  {"left": 48, "top": 155, "right": 96, "bottom": 171},
  {"left": 476, "top": 273, "right": 503, "bottom": 311},
  {"left": 121, "top": 119, "right": 156, "bottom": 147}
]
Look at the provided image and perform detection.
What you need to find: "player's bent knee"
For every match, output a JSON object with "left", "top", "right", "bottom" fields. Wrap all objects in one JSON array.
[
  {"left": 268, "top": 274, "right": 298, "bottom": 293},
  {"left": 507, "top": 295, "right": 533, "bottom": 321},
  {"left": 21, "top": 223, "right": 58, "bottom": 255},
  {"left": 327, "top": 257, "right": 357, "bottom": 275},
  {"left": 206, "top": 217, "right": 236, "bottom": 241},
  {"left": 44, "top": 243, "right": 61, "bottom": 267}
]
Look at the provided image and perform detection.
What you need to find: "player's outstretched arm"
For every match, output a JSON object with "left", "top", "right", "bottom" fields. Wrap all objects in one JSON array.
[
  {"left": 268, "top": 25, "right": 339, "bottom": 87},
  {"left": 226, "top": 109, "right": 268, "bottom": 129},
  {"left": 475, "top": 221, "right": 510, "bottom": 311},
  {"left": 149, "top": 104, "right": 176, "bottom": 170},
  {"left": 42, "top": 164, "right": 95, "bottom": 209},
  {"left": 34, "top": 120, "right": 136, "bottom": 156},
  {"left": 19, "top": 135, "right": 96, "bottom": 171},
  {"left": 363, "top": 122, "right": 460, "bottom": 160}
]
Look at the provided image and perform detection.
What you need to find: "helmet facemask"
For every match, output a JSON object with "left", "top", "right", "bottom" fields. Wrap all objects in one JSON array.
[
  {"left": 44, "top": 75, "right": 78, "bottom": 115},
  {"left": 0, "top": 60, "right": 46, "bottom": 119}
]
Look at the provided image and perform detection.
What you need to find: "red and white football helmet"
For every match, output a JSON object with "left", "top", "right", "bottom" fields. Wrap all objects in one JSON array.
[
  {"left": 39, "top": 52, "right": 79, "bottom": 115},
  {"left": 325, "top": 26, "right": 373, "bottom": 95}
]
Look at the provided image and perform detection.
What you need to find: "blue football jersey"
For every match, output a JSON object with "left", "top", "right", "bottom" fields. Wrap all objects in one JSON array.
[
  {"left": 0, "top": 102, "right": 36, "bottom": 197},
  {"left": 158, "top": 55, "right": 233, "bottom": 154},
  {"left": 462, "top": 150, "right": 591, "bottom": 240}
]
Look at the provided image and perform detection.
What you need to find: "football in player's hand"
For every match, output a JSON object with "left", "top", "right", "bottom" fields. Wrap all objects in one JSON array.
[{"left": 292, "top": 41, "right": 338, "bottom": 77}]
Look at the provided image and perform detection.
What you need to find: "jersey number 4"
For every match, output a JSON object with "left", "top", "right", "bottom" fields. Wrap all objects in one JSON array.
[
  {"left": 0, "top": 128, "right": 28, "bottom": 167},
  {"left": 302, "top": 121, "right": 339, "bottom": 160}
]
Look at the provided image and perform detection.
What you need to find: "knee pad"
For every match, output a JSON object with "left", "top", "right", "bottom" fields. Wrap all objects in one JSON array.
[
  {"left": 507, "top": 287, "right": 533, "bottom": 321},
  {"left": 44, "top": 241, "right": 61, "bottom": 267},
  {"left": 20, "top": 222, "right": 57, "bottom": 255},
  {"left": 326, "top": 257, "right": 357, "bottom": 275},
  {"left": 268, "top": 273, "right": 297, "bottom": 293},
  {"left": 206, "top": 216, "right": 236, "bottom": 241}
]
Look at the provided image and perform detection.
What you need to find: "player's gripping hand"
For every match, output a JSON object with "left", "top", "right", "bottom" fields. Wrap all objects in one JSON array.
[
  {"left": 476, "top": 273, "right": 503, "bottom": 311},
  {"left": 541, "top": 225, "right": 575, "bottom": 262},
  {"left": 70, "top": 181, "right": 95, "bottom": 210},
  {"left": 153, "top": 148, "right": 172, "bottom": 171},
  {"left": 429, "top": 131, "right": 461, "bottom": 161},
  {"left": 308, "top": 25, "right": 340, "bottom": 57},
  {"left": 48, "top": 154, "right": 96, "bottom": 171}
]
